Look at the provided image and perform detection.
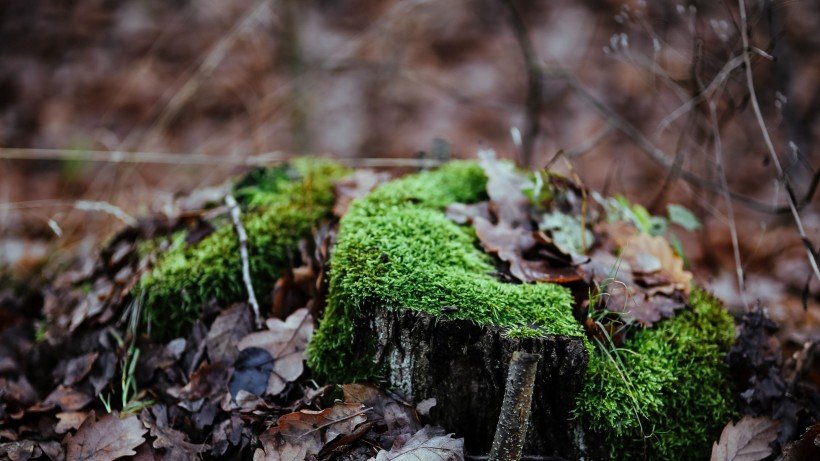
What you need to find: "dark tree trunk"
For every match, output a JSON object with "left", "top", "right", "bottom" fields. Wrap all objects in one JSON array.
[{"left": 354, "top": 308, "right": 590, "bottom": 459}]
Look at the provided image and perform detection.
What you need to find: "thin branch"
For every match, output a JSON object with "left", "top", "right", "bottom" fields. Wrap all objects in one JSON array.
[
  {"left": 129, "top": 0, "right": 276, "bottom": 149},
  {"left": 737, "top": 0, "right": 820, "bottom": 285},
  {"left": 499, "top": 0, "right": 543, "bottom": 168},
  {"left": 563, "top": 123, "right": 614, "bottom": 158},
  {"left": 489, "top": 351, "right": 541, "bottom": 461},
  {"left": 225, "top": 193, "right": 263, "bottom": 329},
  {"left": 0, "top": 147, "right": 446, "bottom": 168},
  {"left": 656, "top": 54, "right": 746, "bottom": 134},
  {"left": 709, "top": 99, "right": 748, "bottom": 308},
  {"left": 73, "top": 201, "right": 138, "bottom": 228},
  {"left": 538, "top": 69, "right": 820, "bottom": 216}
]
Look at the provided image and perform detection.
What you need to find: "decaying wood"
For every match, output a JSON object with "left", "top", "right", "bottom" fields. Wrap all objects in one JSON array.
[
  {"left": 489, "top": 350, "right": 541, "bottom": 461},
  {"left": 354, "top": 308, "right": 589, "bottom": 458}
]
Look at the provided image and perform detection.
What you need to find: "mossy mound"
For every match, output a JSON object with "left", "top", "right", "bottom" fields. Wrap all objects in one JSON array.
[
  {"left": 574, "top": 288, "right": 737, "bottom": 460},
  {"left": 138, "top": 158, "right": 349, "bottom": 340},
  {"left": 307, "top": 161, "right": 583, "bottom": 383}
]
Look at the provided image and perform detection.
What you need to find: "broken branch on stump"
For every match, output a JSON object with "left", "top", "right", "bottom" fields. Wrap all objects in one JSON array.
[{"left": 490, "top": 351, "right": 541, "bottom": 461}]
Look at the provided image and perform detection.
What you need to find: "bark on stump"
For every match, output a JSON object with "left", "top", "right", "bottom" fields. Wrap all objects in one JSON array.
[{"left": 355, "top": 308, "right": 589, "bottom": 458}]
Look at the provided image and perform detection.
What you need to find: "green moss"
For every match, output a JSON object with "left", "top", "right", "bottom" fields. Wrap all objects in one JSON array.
[
  {"left": 574, "top": 288, "right": 737, "bottom": 460},
  {"left": 138, "top": 158, "right": 349, "bottom": 340},
  {"left": 308, "top": 161, "right": 583, "bottom": 383}
]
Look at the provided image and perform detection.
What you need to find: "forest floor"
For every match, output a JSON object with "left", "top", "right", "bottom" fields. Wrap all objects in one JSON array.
[{"left": 1, "top": 1, "right": 819, "bottom": 460}]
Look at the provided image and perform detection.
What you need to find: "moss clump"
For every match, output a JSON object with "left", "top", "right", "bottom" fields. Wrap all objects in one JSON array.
[
  {"left": 139, "top": 158, "right": 349, "bottom": 340},
  {"left": 308, "top": 161, "right": 583, "bottom": 383},
  {"left": 574, "top": 288, "right": 737, "bottom": 460}
]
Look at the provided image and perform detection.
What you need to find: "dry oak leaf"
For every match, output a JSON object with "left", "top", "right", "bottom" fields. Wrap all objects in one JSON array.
[
  {"left": 63, "top": 410, "right": 147, "bottom": 461},
  {"left": 253, "top": 402, "right": 368, "bottom": 461},
  {"left": 611, "top": 223, "right": 693, "bottom": 292},
  {"left": 141, "top": 406, "right": 209, "bottom": 461},
  {"left": 237, "top": 308, "right": 313, "bottom": 396},
  {"left": 370, "top": 425, "right": 464, "bottom": 461},
  {"left": 477, "top": 147, "right": 532, "bottom": 229},
  {"left": 710, "top": 415, "right": 780, "bottom": 461},
  {"left": 206, "top": 303, "right": 252, "bottom": 364},
  {"left": 341, "top": 384, "right": 421, "bottom": 441}
]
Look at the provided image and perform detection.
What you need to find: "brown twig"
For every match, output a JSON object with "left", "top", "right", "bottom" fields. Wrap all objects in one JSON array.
[
  {"left": 499, "top": 0, "right": 543, "bottom": 169},
  {"left": 489, "top": 351, "right": 541, "bottom": 461},
  {"left": 737, "top": 0, "right": 820, "bottom": 285}
]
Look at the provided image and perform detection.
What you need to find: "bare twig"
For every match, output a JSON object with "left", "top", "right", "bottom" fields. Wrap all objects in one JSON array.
[
  {"left": 737, "top": 0, "right": 820, "bottom": 285},
  {"left": 562, "top": 123, "right": 613, "bottom": 158},
  {"left": 131, "top": 0, "right": 277, "bottom": 149},
  {"left": 0, "top": 147, "right": 446, "bottom": 168},
  {"left": 225, "top": 193, "right": 263, "bottom": 329},
  {"left": 499, "top": 0, "right": 544, "bottom": 168},
  {"left": 709, "top": 99, "right": 748, "bottom": 308},
  {"left": 539, "top": 69, "right": 820, "bottom": 216},
  {"left": 73, "top": 200, "right": 138, "bottom": 228},
  {"left": 489, "top": 351, "right": 541, "bottom": 461}
]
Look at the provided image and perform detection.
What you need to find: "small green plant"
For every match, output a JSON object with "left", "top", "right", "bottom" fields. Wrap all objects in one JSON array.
[
  {"left": 100, "top": 330, "right": 153, "bottom": 417},
  {"left": 604, "top": 196, "right": 702, "bottom": 267}
]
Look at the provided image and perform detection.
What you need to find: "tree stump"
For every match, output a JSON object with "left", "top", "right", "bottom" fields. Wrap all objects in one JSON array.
[{"left": 357, "top": 308, "right": 589, "bottom": 457}]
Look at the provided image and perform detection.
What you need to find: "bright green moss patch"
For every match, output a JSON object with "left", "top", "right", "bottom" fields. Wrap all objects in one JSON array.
[
  {"left": 308, "top": 161, "right": 583, "bottom": 383},
  {"left": 574, "top": 288, "right": 737, "bottom": 460},
  {"left": 139, "top": 158, "right": 349, "bottom": 340}
]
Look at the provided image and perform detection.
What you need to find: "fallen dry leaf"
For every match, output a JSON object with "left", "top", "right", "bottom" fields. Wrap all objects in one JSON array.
[
  {"left": 477, "top": 148, "right": 532, "bottom": 229},
  {"left": 59, "top": 352, "right": 98, "bottom": 386},
  {"left": 253, "top": 402, "right": 368, "bottom": 461},
  {"left": 206, "top": 303, "right": 252, "bottom": 364},
  {"left": 334, "top": 169, "right": 391, "bottom": 217},
  {"left": 235, "top": 308, "right": 313, "bottom": 396},
  {"left": 178, "top": 361, "right": 230, "bottom": 401},
  {"left": 783, "top": 423, "right": 820, "bottom": 461},
  {"left": 141, "top": 405, "right": 209, "bottom": 461},
  {"left": 611, "top": 223, "right": 693, "bottom": 292},
  {"left": 710, "top": 415, "right": 779, "bottom": 461},
  {"left": 370, "top": 425, "right": 464, "bottom": 461},
  {"left": 63, "top": 410, "right": 147, "bottom": 461},
  {"left": 55, "top": 411, "right": 89, "bottom": 434},
  {"left": 341, "top": 383, "right": 423, "bottom": 449},
  {"left": 44, "top": 385, "right": 93, "bottom": 412}
]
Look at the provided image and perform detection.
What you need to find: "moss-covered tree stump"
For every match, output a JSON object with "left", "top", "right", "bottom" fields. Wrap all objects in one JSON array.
[{"left": 308, "top": 162, "right": 590, "bottom": 456}]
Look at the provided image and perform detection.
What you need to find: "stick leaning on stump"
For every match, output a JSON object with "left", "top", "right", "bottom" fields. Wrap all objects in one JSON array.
[{"left": 490, "top": 351, "right": 541, "bottom": 461}]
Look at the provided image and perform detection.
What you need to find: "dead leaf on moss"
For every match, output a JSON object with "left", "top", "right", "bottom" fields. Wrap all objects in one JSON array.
[
  {"left": 477, "top": 148, "right": 532, "bottom": 229},
  {"left": 610, "top": 223, "right": 693, "bottom": 292},
  {"left": 444, "top": 202, "right": 491, "bottom": 225},
  {"left": 710, "top": 415, "right": 779, "bottom": 461},
  {"left": 370, "top": 425, "right": 464, "bottom": 461},
  {"left": 63, "top": 410, "right": 147, "bottom": 461},
  {"left": 334, "top": 169, "right": 391, "bottom": 217},
  {"left": 253, "top": 402, "right": 368, "bottom": 461}
]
